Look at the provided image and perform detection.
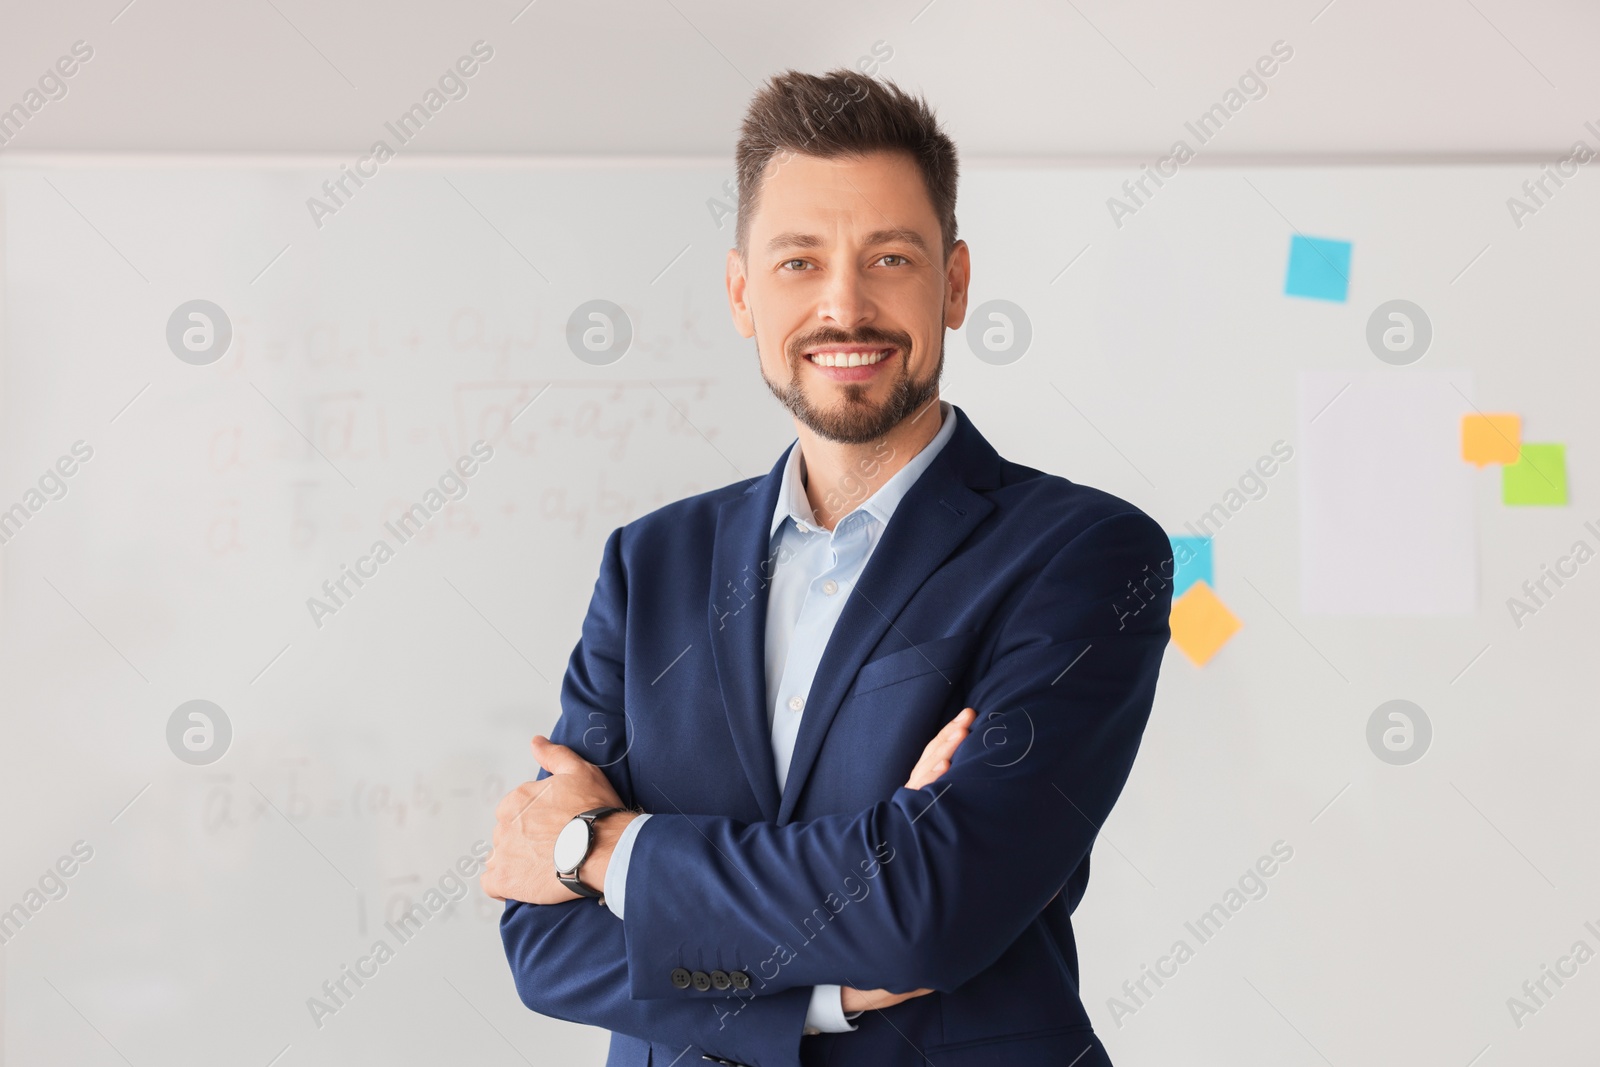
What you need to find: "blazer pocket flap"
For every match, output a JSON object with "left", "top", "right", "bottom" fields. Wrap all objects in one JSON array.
[{"left": 853, "top": 632, "right": 976, "bottom": 696}]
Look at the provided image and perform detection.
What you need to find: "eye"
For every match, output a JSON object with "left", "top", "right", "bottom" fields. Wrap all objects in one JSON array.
[
  {"left": 780, "top": 258, "right": 812, "bottom": 271},
  {"left": 876, "top": 254, "right": 910, "bottom": 267}
]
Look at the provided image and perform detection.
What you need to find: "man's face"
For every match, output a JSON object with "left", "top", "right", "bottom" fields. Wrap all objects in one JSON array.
[{"left": 727, "top": 149, "right": 970, "bottom": 444}]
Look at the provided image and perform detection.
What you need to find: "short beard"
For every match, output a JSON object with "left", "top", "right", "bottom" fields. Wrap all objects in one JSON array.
[{"left": 758, "top": 332, "right": 944, "bottom": 445}]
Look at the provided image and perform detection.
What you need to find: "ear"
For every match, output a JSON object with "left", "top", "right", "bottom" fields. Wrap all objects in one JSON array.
[
  {"left": 727, "top": 247, "right": 755, "bottom": 339},
  {"left": 942, "top": 239, "right": 972, "bottom": 331}
]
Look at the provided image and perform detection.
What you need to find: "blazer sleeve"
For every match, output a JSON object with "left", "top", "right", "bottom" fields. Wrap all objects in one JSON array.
[
  {"left": 619, "top": 509, "right": 1174, "bottom": 999},
  {"left": 499, "top": 525, "right": 814, "bottom": 1067}
]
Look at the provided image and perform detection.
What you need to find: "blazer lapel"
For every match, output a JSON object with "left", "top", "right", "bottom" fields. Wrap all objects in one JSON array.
[
  {"left": 706, "top": 446, "right": 791, "bottom": 823},
  {"left": 706, "top": 406, "right": 1007, "bottom": 827},
  {"left": 776, "top": 406, "right": 1001, "bottom": 824}
]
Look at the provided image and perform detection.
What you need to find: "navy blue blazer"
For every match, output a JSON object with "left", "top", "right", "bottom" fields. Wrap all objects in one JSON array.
[{"left": 501, "top": 403, "right": 1173, "bottom": 1067}]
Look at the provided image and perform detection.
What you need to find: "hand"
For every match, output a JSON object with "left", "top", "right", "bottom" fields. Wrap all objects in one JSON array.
[
  {"left": 902, "top": 706, "right": 976, "bottom": 791},
  {"left": 838, "top": 707, "right": 976, "bottom": 1014},
  {"left": 841, "top": 985, "right": 935, "bottom": 1014},
  {"left": 480, "top": 736, "right": 634, "bottom": 905}
]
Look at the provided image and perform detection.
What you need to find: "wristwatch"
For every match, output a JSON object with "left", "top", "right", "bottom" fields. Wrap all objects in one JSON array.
[{"left": 553, "top": 806, "right": 627, "bottom": 903}]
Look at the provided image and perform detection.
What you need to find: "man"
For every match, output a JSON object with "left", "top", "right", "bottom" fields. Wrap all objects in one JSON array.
[{"left": 482, "top": 68, "right": 1173, "bottom": 1067}]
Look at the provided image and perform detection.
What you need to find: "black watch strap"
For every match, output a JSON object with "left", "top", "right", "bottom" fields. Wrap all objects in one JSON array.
[{"left": 556, "top": 806, "right": 627, "bottom": 902}]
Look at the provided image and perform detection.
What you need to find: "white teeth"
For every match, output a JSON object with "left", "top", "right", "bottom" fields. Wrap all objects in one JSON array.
[{"left": 808, "top": 349, "right": 892, "bottom": 368}]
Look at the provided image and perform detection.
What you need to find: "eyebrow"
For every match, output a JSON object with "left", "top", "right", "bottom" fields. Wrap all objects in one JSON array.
[{"left": 765, "top": 228, "right": 931, "bottom": 257}]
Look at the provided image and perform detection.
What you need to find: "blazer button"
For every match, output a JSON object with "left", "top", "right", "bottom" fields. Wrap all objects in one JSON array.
[
  {"left": 729, "top": 970, "right": 751, "bottom": 990},
  {"left": 670, "top": 968, "right": 691, "bottom": 989},
  {"left": 710, "top": 969, "right": 731, "bottom": 990},
  {"left": 691, "top": 970, "right": 712, "bottom": 991}
]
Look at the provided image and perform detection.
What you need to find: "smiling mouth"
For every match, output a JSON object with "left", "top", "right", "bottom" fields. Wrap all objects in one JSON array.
[{"left": 804, "top": 347, "right": 897, "bottom": 368}]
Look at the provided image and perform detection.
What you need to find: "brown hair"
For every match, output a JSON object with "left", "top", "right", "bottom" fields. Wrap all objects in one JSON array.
[{"left": 733, "top": 68, "right": 959, "bottom": 264}]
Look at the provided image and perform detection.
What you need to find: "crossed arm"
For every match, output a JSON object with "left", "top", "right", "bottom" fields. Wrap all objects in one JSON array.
[
  {"left": 490, "top": 711, "right": 970, "bottom": 1064},
  {"left": 487, "top": 511, "right": 1171, "bottom": 1065}
]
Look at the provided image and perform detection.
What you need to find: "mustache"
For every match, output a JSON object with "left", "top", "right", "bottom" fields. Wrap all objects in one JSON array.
[{"left": 790, "top": 329, "right": 911, "bottom": 357}]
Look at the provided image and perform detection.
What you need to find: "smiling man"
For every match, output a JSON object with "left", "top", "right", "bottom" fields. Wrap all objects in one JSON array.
[{"left": 483, "top": 69, "right": 1173, "bottom": 1067}]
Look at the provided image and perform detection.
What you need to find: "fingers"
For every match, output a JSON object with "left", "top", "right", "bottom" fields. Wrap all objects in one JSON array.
[
  {"left": 530, "top": 735, "right": 593, "bottom": 776},
  {"left": 843, "top": 986, "right": 936, "bottom": 1014},
  {"left": 903, "top": 753, "right": 937, "bottom": 792},
  {"left": 494, "top": 778, "right": 557, "bottom": 825},
  {"left": 493, "top": 781, "right": 539, "bottom": 822},
  {"left": 479, "top": 860, "right": 506, "bottom": 901},
  {"left": 942, "top": 706, "right": 977, "bottom": 743},
  {"left": 925, "top": 707, "right": 976, "bottom": 766},
  {"left": 903, "top": 707, "right": 978, "bottom": 791}
]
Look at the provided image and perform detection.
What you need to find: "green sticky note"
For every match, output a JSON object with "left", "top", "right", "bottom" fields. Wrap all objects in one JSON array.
[{"left": 1502, "top": 443, "right": 1567, "bottom": 505}]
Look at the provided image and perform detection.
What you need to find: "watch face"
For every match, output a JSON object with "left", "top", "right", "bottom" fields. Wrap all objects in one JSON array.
[{"left": 552, "top": 817, "right": 591, "bottom": 873}]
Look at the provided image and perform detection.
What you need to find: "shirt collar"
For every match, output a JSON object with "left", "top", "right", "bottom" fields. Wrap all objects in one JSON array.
[{"left": 769, "top": 399, "right": 956, "bottom": 541}]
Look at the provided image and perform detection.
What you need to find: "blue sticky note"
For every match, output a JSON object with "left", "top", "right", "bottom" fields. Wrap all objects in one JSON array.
[
  {"left": 1169, "top": 535, "right": 1213, "bottom": 597},
  {"left": 1284, "top": 235, "right": 1352, "bottom": 302}
]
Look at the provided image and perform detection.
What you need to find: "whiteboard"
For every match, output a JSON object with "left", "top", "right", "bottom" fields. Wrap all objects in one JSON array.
[{"left": 1, "top": 159, "right": 1595, "bottom": 1065}]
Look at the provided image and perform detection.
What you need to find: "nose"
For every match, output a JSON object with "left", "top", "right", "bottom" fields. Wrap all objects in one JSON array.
[{"left": 815, "top": 267, "right": 876, "bottom": 333}]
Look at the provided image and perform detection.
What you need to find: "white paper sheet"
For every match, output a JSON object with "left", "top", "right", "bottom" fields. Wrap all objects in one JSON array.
[{"left": 1299, "top": 370, "right": 1478, "bottom": 615}]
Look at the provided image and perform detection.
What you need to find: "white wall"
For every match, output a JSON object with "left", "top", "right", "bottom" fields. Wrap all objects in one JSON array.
[
  {"left": 4, "top": 4, "right": 1599, "bottom": 1066},
  {"left": 1, "top": 0, "right": 1599, "bottom": 159}
]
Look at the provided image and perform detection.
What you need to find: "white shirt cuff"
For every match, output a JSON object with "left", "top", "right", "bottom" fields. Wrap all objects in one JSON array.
[
  {"left": 601, "top": 812, "right": 651, "bottom": 919},
  {"left": 803, "top": 984, "right": 859, "bottom": 1034}
]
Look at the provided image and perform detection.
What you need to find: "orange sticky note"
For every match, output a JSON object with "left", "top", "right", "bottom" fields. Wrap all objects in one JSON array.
[
  {"left": 1169, "top": 581, "right": 1241, "bottom": 667},
  {"left": 1462, "top": 413, "right": 1521, "bottom": 467}
]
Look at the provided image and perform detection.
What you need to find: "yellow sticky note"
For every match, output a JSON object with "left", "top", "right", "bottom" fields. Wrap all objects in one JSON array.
[
  {"left": 1462, "top": 413, "right": 1521, "bottom": 467},
  {"left": 1169, "top": 581, "right": 1241, "bottom": 668}
]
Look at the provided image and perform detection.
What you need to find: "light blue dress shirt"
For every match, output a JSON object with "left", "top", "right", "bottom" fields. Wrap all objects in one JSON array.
[{"left": 603, "top": 399, "right": 956, "bottom": 1035}]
